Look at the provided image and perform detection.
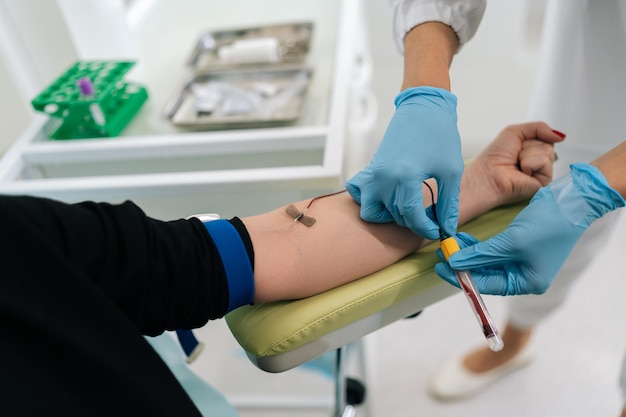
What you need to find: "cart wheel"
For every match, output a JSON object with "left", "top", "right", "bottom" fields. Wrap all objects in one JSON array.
[{"left": 346, "top": 377, "right": 366, "bottom": 406}]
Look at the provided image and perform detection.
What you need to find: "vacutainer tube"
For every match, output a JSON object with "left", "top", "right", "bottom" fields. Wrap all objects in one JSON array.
[{"left": 440, "top": 237, "right": 504, "bottom": 352}]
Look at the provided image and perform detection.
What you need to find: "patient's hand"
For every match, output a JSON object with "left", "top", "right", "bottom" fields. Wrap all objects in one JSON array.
[{"left": 463, "top": 122, "right": 564, "bottom": 211}]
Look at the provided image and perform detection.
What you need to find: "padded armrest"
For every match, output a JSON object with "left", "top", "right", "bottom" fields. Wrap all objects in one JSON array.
[{"left": 226, "top": 202, "right": 527, "bottom": 373}]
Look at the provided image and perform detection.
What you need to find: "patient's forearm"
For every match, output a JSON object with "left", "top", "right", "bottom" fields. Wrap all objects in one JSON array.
[
  {"left": 402, "top": 22, "right": 458, "bottom": 91},
  {"left": 590, "top": 140, "right": 626, "bottom": 197},
  {"left": 243, "top": 175, "right": 492, "bottom": 303}
]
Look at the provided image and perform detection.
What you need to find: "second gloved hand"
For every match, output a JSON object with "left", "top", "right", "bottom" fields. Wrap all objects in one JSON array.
[
  {"left": 346, "top": 86, "right": 463, "bottom": 240},
  {"left": 435, "top": 163, "right": 626, "bottom": 295}
]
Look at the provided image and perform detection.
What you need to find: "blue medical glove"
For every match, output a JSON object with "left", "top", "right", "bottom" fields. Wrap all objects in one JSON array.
[
  {"left": 346, "top": 86, "right": 463, "bottom": 240},
  {"left": 435, "top": 163, "right": 625, "bottom": 295}
]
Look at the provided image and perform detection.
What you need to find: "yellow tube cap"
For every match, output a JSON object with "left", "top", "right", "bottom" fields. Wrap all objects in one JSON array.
[{"left": 440, "top": 237, "right": 460, "bottom": 261}]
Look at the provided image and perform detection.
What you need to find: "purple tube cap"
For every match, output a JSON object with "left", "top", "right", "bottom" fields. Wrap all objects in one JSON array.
[{"left": 77, "top": 77, "right": 95, "bottom": 96}]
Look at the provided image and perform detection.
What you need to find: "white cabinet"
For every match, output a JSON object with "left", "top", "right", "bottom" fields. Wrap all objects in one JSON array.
[{"left": 0, "top": 0, "right": 376, "bottom": 220}]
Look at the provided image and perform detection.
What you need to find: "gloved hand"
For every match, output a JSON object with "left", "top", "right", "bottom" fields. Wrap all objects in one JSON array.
[
  {"left": 346, "top": 86, "right": 463, "bottom": 240},
  {"left": 435, "top": 163, "right": 626, "bottom": 295}
]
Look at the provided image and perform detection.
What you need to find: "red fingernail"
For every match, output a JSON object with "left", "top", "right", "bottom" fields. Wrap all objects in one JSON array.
[{"left": 551, "top": 129, "right": 566, "bottom": 138}]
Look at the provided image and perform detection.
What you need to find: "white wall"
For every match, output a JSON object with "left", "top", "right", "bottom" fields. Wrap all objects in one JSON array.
[
  {"left": 0, "top": 0, "right": 78, "bottom": 154},
  {"left": 0, "top": 56, "right": 30, "bottom": 154}
]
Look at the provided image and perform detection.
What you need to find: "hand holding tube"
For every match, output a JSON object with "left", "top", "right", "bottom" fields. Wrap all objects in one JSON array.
[
  {"left": 435, "top": 163, "right": 626, "bottom": 296},
  {"left": 346, "top": 86, "right": 463, "bottom": 239}
]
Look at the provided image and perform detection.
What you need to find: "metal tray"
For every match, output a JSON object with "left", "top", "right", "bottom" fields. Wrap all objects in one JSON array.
[
  {"left": 164, "top": 66, "right": 312, "bottom": 129},
  {"left": 187, "top": 22, "right": 313, "bottom": 70}
]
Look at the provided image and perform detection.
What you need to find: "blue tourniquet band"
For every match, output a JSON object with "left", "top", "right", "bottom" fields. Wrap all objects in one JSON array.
[
  {"left": 175, "top": 329, "right": 200, "bottom": 358},
  {"left": 203, "top": 219, "right": 255, "bottom": 313}
]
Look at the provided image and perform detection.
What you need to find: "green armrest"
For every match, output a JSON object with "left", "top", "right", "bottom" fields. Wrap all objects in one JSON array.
[{"left": 226, "top": 202, "right": 526, "bottom": 373}]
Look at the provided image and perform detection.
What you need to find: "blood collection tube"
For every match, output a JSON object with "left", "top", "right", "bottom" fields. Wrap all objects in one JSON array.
[
  {"left": 77, "top": 77, "right": 107, "bottom": 126},
  {"left": 440, "top": 237, "right": 504, "bottom": 352}
]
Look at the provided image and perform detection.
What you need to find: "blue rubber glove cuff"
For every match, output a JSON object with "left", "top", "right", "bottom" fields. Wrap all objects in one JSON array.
[
  {"left": 203, "top": 220, "right": 255, "bottom": 313},
  {"left": 394, "top": 85, "right": 458, "bottom": 110},
  {"left": 553, "top": 162, "right": 625, "bottom": 228}
]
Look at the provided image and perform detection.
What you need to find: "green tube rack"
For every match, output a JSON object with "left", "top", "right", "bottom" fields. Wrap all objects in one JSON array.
[{"left": 31, "top": 60, "right": 148, "bottom": 140}]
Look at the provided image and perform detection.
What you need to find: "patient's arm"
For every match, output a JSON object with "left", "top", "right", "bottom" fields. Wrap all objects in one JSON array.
[
  {"left": 244, "top": 122, "right": 563, "bottom": 302},
  {"left": 591, "top": 140, "right": 626, "bottom": 197}
]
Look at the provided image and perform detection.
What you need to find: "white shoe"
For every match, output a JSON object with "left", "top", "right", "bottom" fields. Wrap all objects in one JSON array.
[{"left": 428, "top": 344, "right": 535, "bottom": 401}]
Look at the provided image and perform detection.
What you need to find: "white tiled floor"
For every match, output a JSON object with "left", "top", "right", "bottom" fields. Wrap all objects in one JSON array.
[{"left": 189, "top": 1, "right": 626, "bottom": 416}]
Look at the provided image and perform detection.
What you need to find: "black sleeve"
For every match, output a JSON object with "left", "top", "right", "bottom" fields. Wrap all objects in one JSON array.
[
  {"left": 0, "top": 195, "right": 250, "bottom": 334},
  {"left": 0, "top": 194, "right": 242, "bottom": 416}
]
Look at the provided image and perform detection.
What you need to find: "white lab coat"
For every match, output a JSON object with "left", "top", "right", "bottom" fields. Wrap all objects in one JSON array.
[
  {"left": 528, "top": 0, "right": 626, "bottom": 163},
  {"left": 515, "top": 0, "right": 626, "bottom": 403},
  {"left": 387, "top": 0, "right": 486, "bottom": 54},
  {"left": 509, "top": 0, "right": 626, "bottom": 327}
]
